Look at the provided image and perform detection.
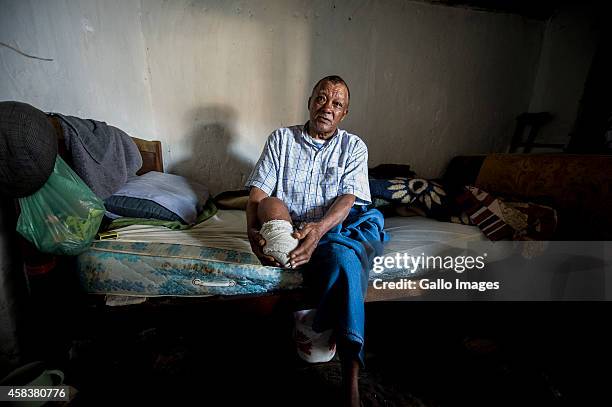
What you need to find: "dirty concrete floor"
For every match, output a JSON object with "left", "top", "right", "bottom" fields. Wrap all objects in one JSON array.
[{"left": 26, "top": 299, "right": 604, "bottom": 407}]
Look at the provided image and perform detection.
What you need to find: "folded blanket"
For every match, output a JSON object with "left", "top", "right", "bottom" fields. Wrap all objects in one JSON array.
[{"left": 51, "top": 113, "right": 142, "bottom": 199}]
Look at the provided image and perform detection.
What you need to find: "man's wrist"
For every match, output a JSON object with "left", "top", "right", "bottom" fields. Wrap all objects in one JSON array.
[{"left": 311, "top": 221, "right": 327, "bottom": 238}]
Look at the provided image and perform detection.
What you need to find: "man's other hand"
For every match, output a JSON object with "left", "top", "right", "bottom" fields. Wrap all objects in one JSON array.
[
  {"left": 248, "top": 227, "right": 281, "bottom": 267},
  {"left": 289, "top": 223, "right": 323, "bottom": 268}
]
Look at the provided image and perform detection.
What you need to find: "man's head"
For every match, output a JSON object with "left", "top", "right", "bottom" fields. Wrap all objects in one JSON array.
[{"left": 307, "top": 75, "right": 350, "bottom": 138}]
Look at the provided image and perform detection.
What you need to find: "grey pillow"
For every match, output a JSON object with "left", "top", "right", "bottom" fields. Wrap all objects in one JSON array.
[{"left": 104, "top": 171, "right": 209, "bottom": 224}]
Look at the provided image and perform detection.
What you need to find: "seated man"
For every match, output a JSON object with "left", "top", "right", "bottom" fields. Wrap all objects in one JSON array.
[{"left": 245, "top": 75, "right": 387, "bottom": 407}]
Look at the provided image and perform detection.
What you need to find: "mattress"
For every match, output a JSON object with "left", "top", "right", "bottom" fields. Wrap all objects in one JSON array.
[
  {"left": 376, "top": 215, "right": 488, "bottom": 278},
  {"left": 77, "top": 210, "right": 486, "bottom": 297}
]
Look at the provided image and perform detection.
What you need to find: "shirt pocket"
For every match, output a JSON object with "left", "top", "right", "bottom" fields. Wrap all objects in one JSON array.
[{"left": 321, "top": 166, "right": 344, "bottom": 196}]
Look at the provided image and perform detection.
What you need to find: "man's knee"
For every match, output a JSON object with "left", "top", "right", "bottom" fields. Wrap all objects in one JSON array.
[
  {"left": 321, "top": 242, "right": 353, "bottom": 257},
  {"left": 258, "top": 196, "right": 291, "bottom": 223},
  {"left": 259, "top": 196, "right": 287, "bottom": 210},
  {"left": 314, "top": 243, "right": 359, "bottom": 267}
]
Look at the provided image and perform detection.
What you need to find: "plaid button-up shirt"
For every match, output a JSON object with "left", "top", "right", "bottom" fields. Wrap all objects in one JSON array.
[{"left": 245, "top": 123, "right": 371, "bottom": 223}]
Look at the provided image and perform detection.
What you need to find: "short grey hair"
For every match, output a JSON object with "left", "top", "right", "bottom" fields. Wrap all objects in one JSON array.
[{"left": 311, "top": 75, "right": 350, "bottom": 102}]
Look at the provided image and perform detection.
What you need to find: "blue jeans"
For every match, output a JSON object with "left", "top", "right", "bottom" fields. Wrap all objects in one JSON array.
[{"left": 305, "top": 206, "right": 388, "bottom": 366}]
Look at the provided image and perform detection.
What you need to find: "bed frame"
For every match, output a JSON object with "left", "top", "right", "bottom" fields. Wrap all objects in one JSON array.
[{"left": 132, "top": 137, "right": 164, "bottom": 175}]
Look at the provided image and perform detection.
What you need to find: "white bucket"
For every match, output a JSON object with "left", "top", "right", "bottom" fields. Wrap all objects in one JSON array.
[{"left": 293, "top": 308, "right": 336, "bottom": 363}]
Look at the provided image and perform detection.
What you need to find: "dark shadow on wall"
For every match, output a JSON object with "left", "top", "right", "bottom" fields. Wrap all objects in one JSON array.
[
  {"left": 0, "top": 197, "right": 27, "bottom": 374},
  {"left": 170, "top": 105, "right": 254, "bottom": 196},
  {"left": 567, "top": 12, "right": 612, "bottom": 154}
]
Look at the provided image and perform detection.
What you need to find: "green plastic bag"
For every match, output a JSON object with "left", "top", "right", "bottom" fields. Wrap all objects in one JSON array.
[{"left": 16, "top": 156, "right": 105, "bottom": 256}]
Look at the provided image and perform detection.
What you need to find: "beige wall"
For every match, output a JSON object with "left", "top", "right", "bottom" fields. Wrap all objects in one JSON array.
[
  {"left": 1, "top": 0, "right": 546, "bottom": 193},
  {"left": 0, "top": 0, "right": 155, "bottom": 138}
]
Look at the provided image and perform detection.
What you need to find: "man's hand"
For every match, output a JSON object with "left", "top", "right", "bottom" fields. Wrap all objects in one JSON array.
[
  {"left": 248, "top": 227, "right": 281, "bottom": 267},
  {"left": 289, "top": 223, "right": 323, "bottom": 268}
]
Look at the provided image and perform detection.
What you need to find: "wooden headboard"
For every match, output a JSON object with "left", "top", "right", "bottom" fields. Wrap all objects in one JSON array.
[
  {"left": 49, "top": 116, "right": 163, "bottom": 175},
  {"left": 132, "top": 137, "right": 163, "bottom": 175}
]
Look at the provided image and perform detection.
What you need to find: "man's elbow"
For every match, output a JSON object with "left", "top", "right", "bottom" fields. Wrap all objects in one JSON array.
[
  {"left": 332, "top": 194, "right": 356, "bottom": 210},
  {"left": 341, "top": 194, "right": 357, "bottom": 206}
]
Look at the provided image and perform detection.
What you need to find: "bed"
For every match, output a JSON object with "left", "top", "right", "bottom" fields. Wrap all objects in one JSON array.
[{"left": 63, "top": 129, "right": 488, "bottom": 302}]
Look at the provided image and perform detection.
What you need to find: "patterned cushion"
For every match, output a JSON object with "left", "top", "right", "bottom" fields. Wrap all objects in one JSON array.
[
  {"left": 369, "top": 177, "right": 451, "bottom": 219},
  {"left": 456, "top": 186, "right": 557, "bottom": 240},
  {"left": 456, "top": 187, "right": 514, "bottom": 240},
  {"left": 503, "top": 200, "right": 558, "bottom": 240}
]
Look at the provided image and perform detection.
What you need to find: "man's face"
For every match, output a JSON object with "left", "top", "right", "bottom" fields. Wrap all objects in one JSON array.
[{"left": 308, "top": 81, "right": 349, "bottom": 137}]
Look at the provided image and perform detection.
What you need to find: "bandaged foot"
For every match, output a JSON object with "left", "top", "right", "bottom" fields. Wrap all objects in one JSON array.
[
  {"left": 293, "top": 309, "right": 336, "bottom": 363},
  {"left": 259, "top": 219, "right": 299, "bottom": 268}
]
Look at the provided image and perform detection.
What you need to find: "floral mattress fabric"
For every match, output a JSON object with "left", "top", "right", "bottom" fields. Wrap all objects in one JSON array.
[{"left": 77, "top": 210, "right": 487, "bottom": 297}]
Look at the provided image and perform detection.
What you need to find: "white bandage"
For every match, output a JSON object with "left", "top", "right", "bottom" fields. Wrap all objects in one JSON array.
[
  {"left": 259, "top": 219, "right": 299, "bottom": 267},
  {"left": 293, "top": 309, "right": 336, "bottom": 363}
]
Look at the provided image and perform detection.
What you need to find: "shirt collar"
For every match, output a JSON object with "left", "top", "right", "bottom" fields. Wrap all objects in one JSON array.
[{"left": 302, "top": 121, "right": 340, "bottom": 148}]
